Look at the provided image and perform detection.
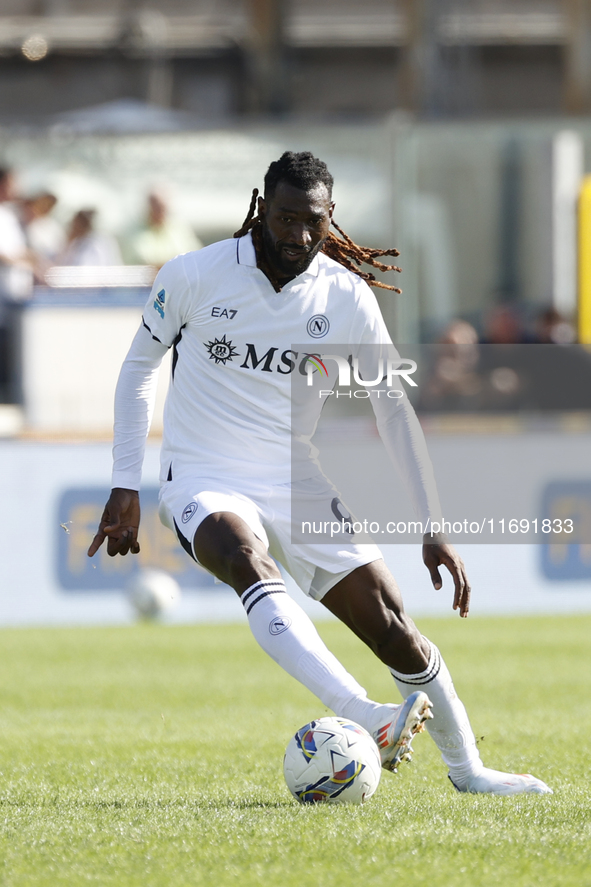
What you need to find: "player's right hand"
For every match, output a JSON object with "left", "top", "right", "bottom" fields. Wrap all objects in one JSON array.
[
  {"left": 87, "top": 488, "right": 141, "bottom": 558},
  {"left": 422, "top": 540, "right": 471, "bottom": 618}
]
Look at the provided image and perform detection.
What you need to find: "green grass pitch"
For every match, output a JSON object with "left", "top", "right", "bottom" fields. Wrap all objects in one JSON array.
[{"left": 0, "top": 615, "right": 590, "bottom": 886}]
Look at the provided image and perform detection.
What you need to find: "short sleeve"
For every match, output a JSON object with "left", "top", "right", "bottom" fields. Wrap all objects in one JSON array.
[{"left": 141, "top": 253, "right": 197, "bottom": 348}]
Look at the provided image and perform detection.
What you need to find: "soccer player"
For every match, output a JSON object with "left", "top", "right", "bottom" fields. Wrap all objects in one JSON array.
[{"left": 89, "top": 152, "right": 551, "bottom": 795}]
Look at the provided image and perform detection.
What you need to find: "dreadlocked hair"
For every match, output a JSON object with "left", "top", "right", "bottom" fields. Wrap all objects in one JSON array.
[{"left": 233, "top": 151, "right": 402, "bottom": 293}]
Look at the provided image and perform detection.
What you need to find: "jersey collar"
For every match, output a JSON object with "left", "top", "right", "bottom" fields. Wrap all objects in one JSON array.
[{"left": 237, "top": 232, "right": 320, "bottom": 280}]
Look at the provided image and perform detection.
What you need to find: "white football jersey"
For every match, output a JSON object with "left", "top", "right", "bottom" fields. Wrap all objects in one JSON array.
[
  {"left": 112, "top": 233, "right": 442, "bottom": 526},
  {"left": 139, "top": 233, "right": 390, "bottom": 485}
]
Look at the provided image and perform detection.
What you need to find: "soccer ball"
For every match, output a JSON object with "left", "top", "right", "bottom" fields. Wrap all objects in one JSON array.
[
  {"left": 283, "top": 717, "right": 382, "bottom": 804},
  {"left": 127, "top": 569, "right": 181, "bottom": 620}
]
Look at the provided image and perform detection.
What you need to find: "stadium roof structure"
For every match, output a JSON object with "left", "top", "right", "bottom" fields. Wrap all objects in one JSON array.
[
  {"left": 0, "top": 8, "right": 569, "bottom": 55},
  {"left": 0, "top": 1, "right": 585, "bottom": 120}
]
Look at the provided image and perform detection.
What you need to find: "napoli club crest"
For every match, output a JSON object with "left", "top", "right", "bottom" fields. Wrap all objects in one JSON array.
[
  {"left": 181, "top": 502, "right": 198, "bottom": 523},
  {"left": 307, "top": 315, "right": 330, "bottom": 338}
]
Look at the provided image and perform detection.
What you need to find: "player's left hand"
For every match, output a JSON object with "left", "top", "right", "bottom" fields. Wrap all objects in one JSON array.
[{"left": 422, "top": 540, "right": 470, "bottom": 617}]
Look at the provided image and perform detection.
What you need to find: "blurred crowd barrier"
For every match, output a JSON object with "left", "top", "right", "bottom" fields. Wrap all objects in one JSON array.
[{"left": 17, "top": 287, "right": 170, "bottom": 434}]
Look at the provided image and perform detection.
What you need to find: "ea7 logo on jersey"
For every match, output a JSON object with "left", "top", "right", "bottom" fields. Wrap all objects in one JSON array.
[
  {"left": 205, "top": 334, "right": 240, "bottom": 365},
  {"left": 211, "top": 307, "right": 238, "bottom": 319},
  {"left": 153, "top": 288, "right": 166, "bottom": 318}
]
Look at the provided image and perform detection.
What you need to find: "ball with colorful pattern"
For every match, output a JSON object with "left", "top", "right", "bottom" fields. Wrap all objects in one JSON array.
[{"left": 283, "top": 717, "right": 382, "bottom": 805}]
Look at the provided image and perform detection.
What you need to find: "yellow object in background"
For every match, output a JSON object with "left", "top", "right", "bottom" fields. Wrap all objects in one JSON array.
[{"left": 578, "top": 175, "right": 591, "bottom": 343}]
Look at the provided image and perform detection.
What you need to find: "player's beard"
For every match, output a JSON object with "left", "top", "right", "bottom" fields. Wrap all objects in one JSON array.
[{"left": 261, "top": 223, "right": 325, "bottom": 280}]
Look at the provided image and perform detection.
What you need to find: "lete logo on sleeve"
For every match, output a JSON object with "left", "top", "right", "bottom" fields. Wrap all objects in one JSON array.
[{"left": 153, "top": 288, "right": 166, "bottom": 318}]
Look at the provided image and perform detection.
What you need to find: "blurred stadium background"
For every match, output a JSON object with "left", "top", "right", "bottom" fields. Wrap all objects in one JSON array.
[{"left": 2, "top": 0, "right": 591, "bottom": 625}]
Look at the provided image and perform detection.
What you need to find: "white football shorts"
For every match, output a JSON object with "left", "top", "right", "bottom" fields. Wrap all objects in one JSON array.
[{"left": 158, "top": 474, "right": 382, "bottom": 601}]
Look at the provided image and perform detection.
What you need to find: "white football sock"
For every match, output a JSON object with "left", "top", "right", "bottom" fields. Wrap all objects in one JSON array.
[
  {"left": 240, "top": 579, "right": 382, "bottom": 729},
  {"left": 389, "top": 639, "right": 483, "bottom": 782}
]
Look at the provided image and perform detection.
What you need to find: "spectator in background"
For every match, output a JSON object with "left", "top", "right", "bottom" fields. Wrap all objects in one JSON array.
[
  {"left": 533, "top": 307, "right": 576, "bottom": 345},
  {"left": 124, "top": 189, "right": 202, "bottom": 269},
  {"left": 439, "top": 319, "right": 479, "bottom": 347},
  {"left": 481, "top": 305, "right": 527, "bottom": 344},
  {"left": 56, "top": 209, "right": 122, "bottom": 266},
  {"left": 418, "top": 319, "right": 482, "bottom": 411},
  {"left": 0, "top": 167, "right": 32, "bottom": 401},
  {"left": 0, "top": 168, "right": 32, "bottom": 294},
  {"left": 22, "top": 192, "right": 66, "bottom": 266}
]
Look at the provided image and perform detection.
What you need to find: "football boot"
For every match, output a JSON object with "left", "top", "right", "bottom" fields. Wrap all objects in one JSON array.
[
  {"left": 449, "top": 768, "right": 552, "bottom": 795},
  {"left": 371, "top": 691, "right": 434, "bottom": 772}
]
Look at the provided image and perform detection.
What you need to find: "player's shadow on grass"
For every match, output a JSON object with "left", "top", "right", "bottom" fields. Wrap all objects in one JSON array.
[
  {"left": 0, "top": 796, "right": 294, "bottom": 811},
  {"left": 86, "top": 798, "right": 295, "bottom": 811},
  {"left": 203, "top": 799, "right": 293, "bottom": 810}
]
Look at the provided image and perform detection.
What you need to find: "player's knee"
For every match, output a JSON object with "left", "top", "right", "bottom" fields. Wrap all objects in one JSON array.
[{"left": 226, "top": 544, "right": 279, "bottom": 587}]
